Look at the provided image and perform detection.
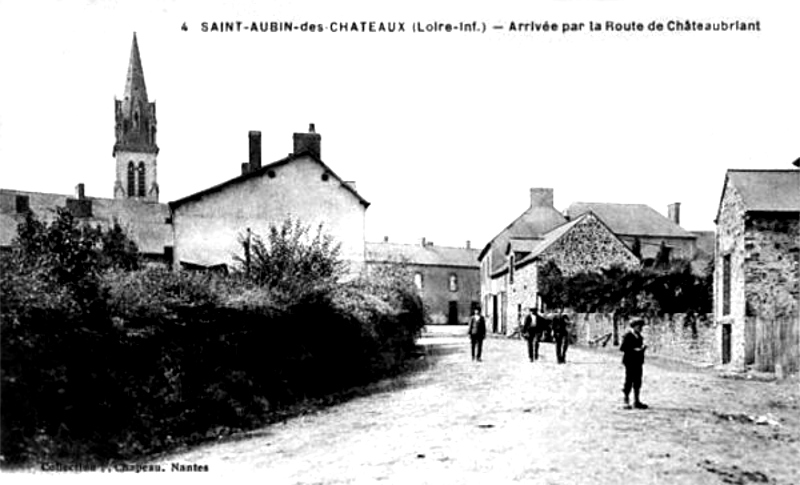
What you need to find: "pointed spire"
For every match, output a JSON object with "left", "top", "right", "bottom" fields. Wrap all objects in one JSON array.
[{"left": 124, "top": 32, "right": 148, "bottom": 109}]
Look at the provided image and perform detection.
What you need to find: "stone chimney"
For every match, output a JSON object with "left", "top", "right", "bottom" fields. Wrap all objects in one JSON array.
[
  {"left": 668, "top": 202, "right": 681, "bottom": 225},
  {"left": 420, "top": 237, "right": 426, "bottom": 247},
  {"left": 293, "top": 123, "right": 321, "bottom": 159},
  {"left": 75, "top": 183, "right": 85, "bottom": 200},
  {"left": 530, "top": 188, "right": 554, "bottom": 208},
  {"left": 383, "top": 236, "right": 389, "bottom": 243},
  {"left": 466, "top": 240, "right": 471, "bottom": 249}
]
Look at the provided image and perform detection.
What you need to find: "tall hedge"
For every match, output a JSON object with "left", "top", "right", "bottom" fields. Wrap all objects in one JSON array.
[{"left": 1, "top": 216, "right": 428, "bottom": 466}]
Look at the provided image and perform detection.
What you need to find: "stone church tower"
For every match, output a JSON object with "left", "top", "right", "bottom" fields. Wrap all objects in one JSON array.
[{"left": 113, "top": 33, "right": 159, "bottom": 202}]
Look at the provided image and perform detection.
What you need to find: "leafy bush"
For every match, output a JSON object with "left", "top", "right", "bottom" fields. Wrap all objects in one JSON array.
[
  {"left": 2, "top": 215, "right": 428, "bottom": 467},
  {"left": 538, "top": 259, "right": 712, "bottom": 319},
  {"left": 235, "top": 218, "right": 345, "bottom": 302}
]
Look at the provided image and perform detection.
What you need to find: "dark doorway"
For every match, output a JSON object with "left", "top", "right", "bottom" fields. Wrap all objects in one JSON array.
[
  {"left": 722, "top": 323, "right": 732, "bottom": 364},
  {"left": 492, "top": 295, "right": 498, "bottom": 333},
  {"left": 448, "top": 301, "right": 459, "bottom": 325}
]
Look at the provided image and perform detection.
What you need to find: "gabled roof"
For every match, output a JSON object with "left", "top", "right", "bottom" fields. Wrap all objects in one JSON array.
[
  {"left": 566, "top": 202, "right": 695, "bottom": 239},
  {"left": 490, "top": 211, "right": 637, "bottom": 277},
  {"left": 515, "top": 216, "right": 584, "bottom": 269},
  {"left": 0, "top": 188, "right": 172, "bottom": 254},
  {"left": 169, "top": 151, "right": 370, "bottom": 210},
  {"left": 479, "top": 206, "right": 566, "bottom": 261},
  {"left": 721, "top": 169, "right": 800, "bottom": 214},
  {"left": 366, "top": 242, "right": 479, "bottom": 268}
]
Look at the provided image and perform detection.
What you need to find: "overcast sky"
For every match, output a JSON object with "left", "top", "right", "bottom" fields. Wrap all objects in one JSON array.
[{"left": 1, "top": 0, "right": 797, "bottom": 249}]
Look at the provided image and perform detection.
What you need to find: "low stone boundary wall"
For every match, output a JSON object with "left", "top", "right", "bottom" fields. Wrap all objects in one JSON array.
[{"left": 572, "top": 313, "right": 716, "bottom": 367}]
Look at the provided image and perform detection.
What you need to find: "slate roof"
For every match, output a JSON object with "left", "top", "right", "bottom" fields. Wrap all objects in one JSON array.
[
  {"left": 0, "top": 189, "right": 172, "bottom": 255},
  {"left": 478, "top": 205, "right": 567, "bottom": 273},
  {"left": 491, "top": 212, "right": 636, "bottom": 276},
  {"left": 507, "top": 237, "right": 541, "bottom": 255},
  {"left": 723, "top": 169, "right": 800, "bottom": 213},
  {"left": 169, "top": 151, "right": 369, "bottom": 210},
  {"left": 366, "top": 242, "right": 479, "bottom": 268},
  {"left": 566, "top": 202, "right": 695, "bottom": 239}
]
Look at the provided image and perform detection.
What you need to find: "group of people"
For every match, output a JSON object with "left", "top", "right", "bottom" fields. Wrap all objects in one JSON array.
[
  {"left": 467, "top": 308, "right": 649, "bottom": 410},
  {"left": 466, "top": 307, "right": 571, "bottom": 364}
]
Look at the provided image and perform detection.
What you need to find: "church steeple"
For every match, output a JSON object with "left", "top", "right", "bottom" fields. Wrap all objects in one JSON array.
[
  {"left": 113, "top": 33, "right": 159, "bottom": 202},
  {"left": 123, "top": 32, "right": 149, "bottom": 114}
]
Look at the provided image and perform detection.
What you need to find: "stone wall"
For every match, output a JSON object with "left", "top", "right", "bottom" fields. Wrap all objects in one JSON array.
[
  {"left": 744, "top": 213, "right": 800, "bottom": 320},
  {"left": 572, "top": 313, "right": 717, "bottom": 367},
  {"left": 537, "top": 213, "right": 640, "bottom": 277},
  {"left": 715, "top": 180, "right": 748, "bottom": 369}
]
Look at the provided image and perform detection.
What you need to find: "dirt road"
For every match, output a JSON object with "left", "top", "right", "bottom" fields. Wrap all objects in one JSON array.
[{"left": 156, "top": 328, "right": 800, "bottom": 484}]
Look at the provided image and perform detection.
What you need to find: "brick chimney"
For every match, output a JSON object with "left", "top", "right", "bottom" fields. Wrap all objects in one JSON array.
[
  {"left": 75, "top": 183, "right": 85, "bottom": 200},
  {"left": 243, "top": 131, "right": 262, "bottom": 175},
  {"left": 530, "top": 188, "right": 554, "bottom": 208},
  {"left": 383, "top": 236, "right": 389, "bottom": 243},
  {"left": 249, "top": 131, "right": 261, "bottom": 170},
  {"left": 293, "top": 123, "right": 321, "bottom": 159},
  {"left": 466, "top": 240, "right": 471, "bottom": 249},
  {"left": 420, "top": 237, "right": 426, "bottom": 247},
  {"left": 668, "top": 202, "right": 681, "bottom": 225}
]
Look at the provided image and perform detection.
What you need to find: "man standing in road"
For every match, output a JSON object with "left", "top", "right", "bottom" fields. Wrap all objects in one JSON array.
[
  {"left": 522, "top": 308, "right": 543, "bottom": 362},
  {"left": 468, "top": 308, "right": 486, "bottom": 362},
  {"left": 620, "top": 319, "right": 648, "bottom": 409},
  {"left": 552, "top": 310, "right": 571, "bottom": 364}
]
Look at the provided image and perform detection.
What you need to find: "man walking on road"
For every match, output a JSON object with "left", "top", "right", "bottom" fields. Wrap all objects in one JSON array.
[
  {"left": 620, "top": 319, "right": 648, "bottom": 409},
  {"left": 522, "top": 308, "right": 544, "bottom": 362},
  {"left": 468, "top": 308, "right": 486, "bottom": 362},
  {"left": 552, "top": 310, "right": 571, "bottom": 364}
]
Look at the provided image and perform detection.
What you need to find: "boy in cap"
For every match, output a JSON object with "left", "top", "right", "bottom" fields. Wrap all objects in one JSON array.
[{"left": 620, "top": 319, "right": 648, "bottom": 409}]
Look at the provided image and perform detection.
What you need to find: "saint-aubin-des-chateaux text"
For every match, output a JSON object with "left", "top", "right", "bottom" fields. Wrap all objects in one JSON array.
[{"left": 198, "top": 19, "right": 759, "bottom": 34}]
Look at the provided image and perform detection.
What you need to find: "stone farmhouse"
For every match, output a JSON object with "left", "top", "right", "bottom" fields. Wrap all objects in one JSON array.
[
  {"left": 0, "top": 34, "right": 369, "bottom": 274},
  {"left": 489, "top": 212, "right": 640, "bottom": 334},
  {"left": 366, "top": 239, "right": 479, "bottom": 325},
  {"left": 714, "top": 168, "right": 800, "bottom": 372},
  {"left": 478, "top": 188, "right": 567, "bottom": 333},
  {"left": 479, "top": 188, "right": 702, "bottom": 334}
]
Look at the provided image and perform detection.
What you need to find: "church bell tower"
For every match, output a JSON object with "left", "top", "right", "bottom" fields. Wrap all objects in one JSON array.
[{"left": 113, "top": 33, "right": 159, "bottom": 202}]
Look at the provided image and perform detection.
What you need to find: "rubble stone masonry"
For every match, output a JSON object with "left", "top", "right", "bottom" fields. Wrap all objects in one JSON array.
[
  {"left": 715, "top": 182, "right": 747, "bottom": 368},
  {"left": 744, "top": 214, "right": 800, "bottom": 320}
]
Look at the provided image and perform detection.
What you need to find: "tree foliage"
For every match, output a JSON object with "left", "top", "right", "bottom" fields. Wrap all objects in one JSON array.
[
  {"left": 538, "top": 259, "right": 712, "bottom": 319},
  {"left": 235, "top": 218, "right": 344, "bottom": 301}
]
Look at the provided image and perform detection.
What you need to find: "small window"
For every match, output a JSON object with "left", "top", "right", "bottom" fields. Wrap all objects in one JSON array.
[
  {"left": 722, "top": 254, "right": 731, "bottom": 316},
  {"left": 267, "top": 170, "right": 276, "bottom": 178},
  {"left": 449, "top": 274, "right": 458, "bottom": 292},
  {"left": 321, "top": 173, "right": 330, "bottom": 181},
  {"left": 414, "top": 272, "right": 423, "bottom": 291}
]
